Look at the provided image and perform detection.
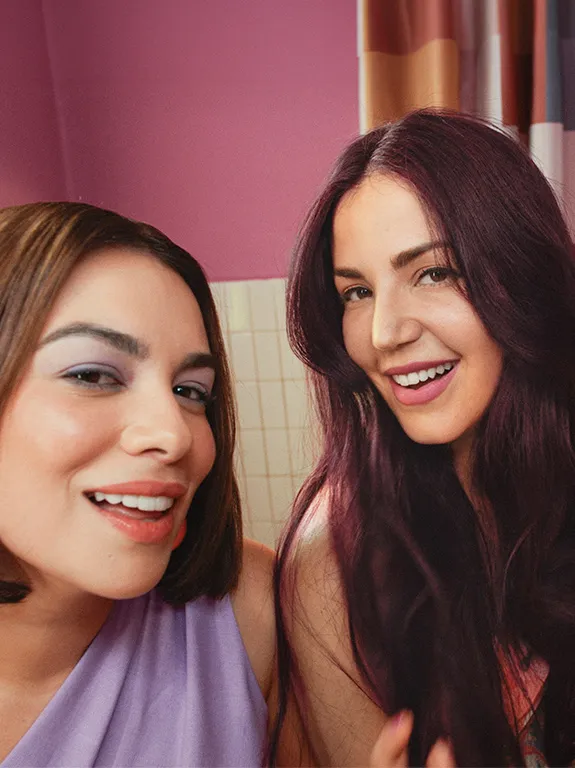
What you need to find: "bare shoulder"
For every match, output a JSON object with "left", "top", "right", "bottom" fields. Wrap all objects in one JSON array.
[
  {"left": 285, "top": 492, "right": 351, "bottom": 678},
  {"left": 231, "top": 539, "right": 313, "bottom": 765},
  {"left": 230, "top": 538, "right": 275, "bottom": 700},
  {"left": 284, "top": 492, "right": 385, "bottom": 766}
]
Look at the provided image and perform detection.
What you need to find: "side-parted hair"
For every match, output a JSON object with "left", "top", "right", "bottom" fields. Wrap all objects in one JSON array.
[
  {"left": 0, "top": 202, "right": 241, "bottom": 606},
  {"left": 272, "top": 111, "right": 575, "bottom": 766}
]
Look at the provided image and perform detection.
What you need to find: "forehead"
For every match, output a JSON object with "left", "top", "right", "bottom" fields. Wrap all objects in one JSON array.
[
  {"left": 333, "top": 175, "right": 433, "bottom": 266},
  {"left": 43, "top": 247, "right": 210, "bottom": 352}
]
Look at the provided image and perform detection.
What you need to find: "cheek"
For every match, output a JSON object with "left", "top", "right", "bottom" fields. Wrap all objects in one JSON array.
[
  {"left": 0, "top": 389, "right": 117, "bottom": 477},
  {"left": 342, "top": 311, "right": 374, "bottom": 368},
  {"left": 469, "top": 342, "right": 503, "bottom": 405},
  {"left": 461, "top": 317, "right": 503, "bottom": 380},
  {"left": 449, "top": 314, "right": 503, "bottom": 422},
  {"left": 192, "top": 419, "right": 217, "bottom": 483}
]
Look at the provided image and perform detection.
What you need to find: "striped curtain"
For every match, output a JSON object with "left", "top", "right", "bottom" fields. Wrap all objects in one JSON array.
[{"left": 358, "top": 0, "right": 575, "bottom": 235}]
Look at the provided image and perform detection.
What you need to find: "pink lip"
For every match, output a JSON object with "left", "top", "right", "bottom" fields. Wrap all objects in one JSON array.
[
  {"left": 86, "top": 480, "right": 187, "bottom": 498},
  {"left": 389, "top": 362, "right": 458, "bottom": 406},
  {"left": 385, "top": 359, "right": 458, "bottom": 376}
]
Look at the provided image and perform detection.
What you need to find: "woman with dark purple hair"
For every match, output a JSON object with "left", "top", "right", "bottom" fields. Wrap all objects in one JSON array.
[{"left": 270, "top": 111, "right": 575, "bottom": 767}]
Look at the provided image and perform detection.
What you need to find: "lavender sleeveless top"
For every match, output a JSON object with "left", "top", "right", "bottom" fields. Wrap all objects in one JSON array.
[{"left": 3, "top": 590, "right": 267, "bottom": 767}]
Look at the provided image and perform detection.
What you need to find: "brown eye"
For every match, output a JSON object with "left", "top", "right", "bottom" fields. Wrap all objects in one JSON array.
[
  {"left": 74, "top": 371, "right": 103, "bottom": 384},
  {"left": 173, "top": 383, "right": 212, "bottom": 409},
  {"left": 63, "top": 367, "right": 122, "bottom": 389},
  {"left": 342, "top": 285, "right": 372, "bottom": 303},
  {"left": 417, "top": 267, "right": 457, "bottom": 286}
]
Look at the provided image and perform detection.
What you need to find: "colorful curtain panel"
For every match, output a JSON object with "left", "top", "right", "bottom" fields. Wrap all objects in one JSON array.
[{"left": 359, "top": 0, "right": 575, "bottom": 235}]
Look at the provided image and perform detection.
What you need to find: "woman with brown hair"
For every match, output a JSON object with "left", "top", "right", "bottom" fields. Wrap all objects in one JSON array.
[{"left": 0, "top": 201, "right": 282, "bottom": 767}]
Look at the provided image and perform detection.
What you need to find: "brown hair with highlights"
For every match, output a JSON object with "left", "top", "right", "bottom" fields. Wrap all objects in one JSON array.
[{"left": 0, "top": 201, "right": 241, "bottom": 605}]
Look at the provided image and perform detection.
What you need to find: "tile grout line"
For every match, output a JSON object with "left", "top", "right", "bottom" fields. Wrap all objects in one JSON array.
[
  {"left": 245, "top": 283, "right": 273, "bottom": 526},
  {"left": 221, "top": 282, "right": 252, "bottom": 537},
  {"left": 275, "top": 280, "right": 296, "bottom": 531}
]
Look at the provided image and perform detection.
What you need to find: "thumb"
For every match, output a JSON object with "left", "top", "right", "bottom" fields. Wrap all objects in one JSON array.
[
  {"left": 370, "top": 710, "right": 413, "bottom": 768},
  {"left": 426, "top": 738, "right": 456, "bottom": 768}
]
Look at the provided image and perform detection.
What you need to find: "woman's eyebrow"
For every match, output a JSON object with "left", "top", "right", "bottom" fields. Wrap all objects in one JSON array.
[
  {"left": 39, "top": 322, "right": 149, "bottom": 359},
  {"left": 333, "top": 267, "right": 365, "bottom": 279},
  {"left": 175, "top": 353, "right": 216, "bottom": 376},
  {"left": 334, "top": 241, "right": 448, "bottom": 279},
  {"left": 40, "top": 323, "right": 216, "bottom": 374},
  {"left": 390, "top": 241, "right": 447, "bottom": 270}
]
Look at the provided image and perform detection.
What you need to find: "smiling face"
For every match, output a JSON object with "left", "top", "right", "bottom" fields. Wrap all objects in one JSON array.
[
  {"left": 0, "top": 248, "right": 216, "bottom": 599},
  {"left": 333, "top": 174, "right": 503, "bottom": 447}
]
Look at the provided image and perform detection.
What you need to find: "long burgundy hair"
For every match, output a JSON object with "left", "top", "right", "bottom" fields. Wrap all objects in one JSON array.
[{"left": 272, "top": 111, "right": 575, "bottom": 766}]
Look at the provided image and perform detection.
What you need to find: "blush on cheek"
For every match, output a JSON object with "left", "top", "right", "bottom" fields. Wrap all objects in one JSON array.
[
  {"left": 196, "top": 426, "right": 217, "bottom": 483},
  {"left": 343, "top": 321, "right": 378, "bottom": 373},
  {"left": 8, "top": 396, "right": 116, "bottom": 469}
]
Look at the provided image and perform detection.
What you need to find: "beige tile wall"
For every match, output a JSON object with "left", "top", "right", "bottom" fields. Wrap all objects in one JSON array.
[{"left": 210, "top": 278, "right": 317, "bottom": 548}]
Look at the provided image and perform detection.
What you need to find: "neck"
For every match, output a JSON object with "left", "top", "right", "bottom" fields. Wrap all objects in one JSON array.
[{"left": 0, "top": 577, "right": 112, "bottom": 688}]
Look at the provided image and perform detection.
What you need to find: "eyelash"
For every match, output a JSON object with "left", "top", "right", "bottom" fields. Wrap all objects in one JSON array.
[
  {"left": 62, "top": 367, "right": 214, "bottom": 409},
  {"left": 340, "top": 266, "right": 459, "bottom": 303},
  {"left": 173, "top": 383, "right": 213, "bottom": 409},
  {"left": 63, "top": 367, "right": 122, "bottom": 389},
  {"left": 341, "top": 285, "right": 372, "bottom": 303},
  {"left": 416, "top": 266, "right": 459, "bottom": 285}
]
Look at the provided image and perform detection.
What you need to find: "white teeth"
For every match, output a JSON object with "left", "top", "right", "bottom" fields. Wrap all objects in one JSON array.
[
  {"left": 153, "top": 496, "right": 174, "bottom": 512},
  {"left": 391, "top": 362, "right": 456, "bottom": 388},
  {"left": 91, "top": 493, "right": 175, "bottom": 512},
  {"left": 137, "top": 496, "right": 157, "bottom": 512}
]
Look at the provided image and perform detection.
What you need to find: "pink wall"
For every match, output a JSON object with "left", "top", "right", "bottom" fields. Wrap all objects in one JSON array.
[
  {"left": 42, "top": 0, "right": 358, "bottom": 280},
  {"left": 0, "top": 0, "right": 66, "bottom": 205}
]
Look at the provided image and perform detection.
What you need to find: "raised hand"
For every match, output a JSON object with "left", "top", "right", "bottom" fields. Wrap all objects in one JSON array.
[{"left": 369, "top": 712, "right": 455, "bottom": 768}]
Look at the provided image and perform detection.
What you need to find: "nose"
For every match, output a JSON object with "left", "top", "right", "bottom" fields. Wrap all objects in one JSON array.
[
  {"left": 120, "top": 389, "right": 193, "bottom": 463},
  {"left": 371, "top": 289, "right": 422, "bottom": 352}
]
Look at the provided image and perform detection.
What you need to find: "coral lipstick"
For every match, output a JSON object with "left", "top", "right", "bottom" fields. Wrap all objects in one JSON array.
[
  {"left": 85, "top": 479, "right": 187, "bottom": 544},
  {"left": 98, "top": 506, "right": 175, "bottom": 544}
]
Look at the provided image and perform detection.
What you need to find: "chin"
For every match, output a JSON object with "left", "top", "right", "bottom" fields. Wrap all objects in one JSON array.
[
  {"left": 398, "top": 418, "right": 469, "bottom": 446},
  {"left": 83, "top": 563, "right": 168, "bottom": 601},
  {"left": 93, "top": 579, "right": 162, "bottom": 601}
]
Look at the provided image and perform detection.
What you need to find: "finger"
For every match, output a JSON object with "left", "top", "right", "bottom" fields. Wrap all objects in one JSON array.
[
  {"left": 426, "top": 738, "right": 456, "bottom": 768},
  {"left": 370, "top": 710, "right": 413, "bottom": 768}
]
